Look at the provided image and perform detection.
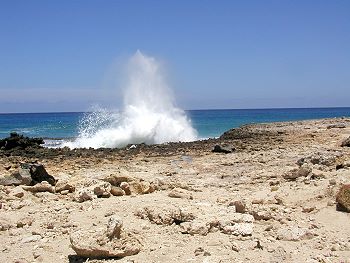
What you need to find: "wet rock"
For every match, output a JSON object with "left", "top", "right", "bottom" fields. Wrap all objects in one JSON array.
[
  {"left": 70, "top": 216, "right": 141, "bottom": 258},
  {"left": 0, "top": 133, "right": 44, "bottom": 150},
  {"left": 336, "top": 184, "right": 350, "bottom": 212},
  {"left": 276, "top": 226, "right": 314, "bottom": 241},
  {"left": 212, "top": 144, "right": 235, "bottom": 154},
  {"left": 168, "top": 188, "right": 193, "bottom": 199},
  {"left": 110, "top": 186, "right": 125, "bottom": 196},
  {"left": 341, "top": 136, "right": 350, "bottom": 147},
  {"left": 22, "top": 181, "right": 55, "bottom": 193}
]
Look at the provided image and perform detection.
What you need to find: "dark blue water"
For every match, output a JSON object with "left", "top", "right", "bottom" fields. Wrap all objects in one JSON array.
[{"left": 0, "top": 108, "right": 349, "bottom": 140}]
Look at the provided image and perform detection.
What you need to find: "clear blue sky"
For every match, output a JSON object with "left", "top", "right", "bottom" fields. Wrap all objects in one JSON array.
[{"left": 0, "top": 0, "right": 349, "bottom": 113}]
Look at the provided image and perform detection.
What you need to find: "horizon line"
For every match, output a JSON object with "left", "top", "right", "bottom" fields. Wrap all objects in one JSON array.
[{"left": 1, "top": 106, "right": 350, "bottom": 115}]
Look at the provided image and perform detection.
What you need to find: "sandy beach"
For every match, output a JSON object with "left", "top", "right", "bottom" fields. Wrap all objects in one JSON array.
[{"left": 1, "top": 117, "right": 350, "bottom": 263}]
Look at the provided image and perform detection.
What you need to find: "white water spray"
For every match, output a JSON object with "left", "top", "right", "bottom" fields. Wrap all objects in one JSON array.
[{"left": 64, "top": 51, "right": 197, "bottom": 149}]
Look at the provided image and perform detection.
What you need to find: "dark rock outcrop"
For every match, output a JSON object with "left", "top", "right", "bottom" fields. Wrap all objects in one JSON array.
[
  {"left": 0, "top": 133, "right": 44, "bottom": 150},
  {"left": 212, "top": 144, "right": 235, "bottom": 154}
]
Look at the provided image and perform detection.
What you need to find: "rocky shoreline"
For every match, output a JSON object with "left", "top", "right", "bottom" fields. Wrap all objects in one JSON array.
[{"left": 1, "top": 118, "right": 350, "bottom": 263}]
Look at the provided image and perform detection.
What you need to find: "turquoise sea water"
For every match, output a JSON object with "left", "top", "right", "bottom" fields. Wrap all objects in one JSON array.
[{"left": 0, "top": 108, "right": 349, "bottom": 141}]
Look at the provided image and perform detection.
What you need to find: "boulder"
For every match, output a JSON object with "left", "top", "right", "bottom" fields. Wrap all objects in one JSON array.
[
  {"left": 70, "top": 216, "right": 141, "bottom": 258},
  {"left": 212, "top": 144, "right": 235, "bottom": 154},
  {"left": 0, "top": 163, "right": 55, "bottom": 186},
  {"left": 336, "top": 184, "right": 350, "bottom": 212}
]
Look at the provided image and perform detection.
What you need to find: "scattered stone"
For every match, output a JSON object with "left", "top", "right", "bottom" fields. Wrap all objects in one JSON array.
[
  {"left": 180, "top": 221, "right": 210, "bottom": 236},
  {"left": 93, "top": 181, "right": 112, "bottom": 198},
  {"left": 283, "top": 164, "right": 312, "bottom": 181},
  {"left": 302, "top": 206, "right": 316, "bottom": 213},
  {"left": 55, "top": 179, "right": 75, "bottom": 193},
  {"left": 212, "top": 144, "right": 235, "bottom": 154},
  {"left": 129, "top": 181, "right": 155, "bottom": 195},
  {"left": 168, "top": 188, "right": 193, "bottom": 199},
  {"left": 231, "top": 200, "right": 246, "bottom": 213},
  {"left": 329, "top": 179, "right": 337, "bottom": 186},
  {"left": 74, "top": 188, "right": 96, "bottom": 203},
  {"left": 70, "top": 216, "right": 141, "bottom": 258},
  {"left": 276, "top": 226, "right": 313, "bottom": 241},
  {"left": 120, "top": 182, "right": 131, "bottom": 195},
  {"left": 336, "top": 184, "right": 350, "bottom": 212},
  {"left": 102, "top": 174, "right": 133, "bottom": 186},
  {"left": 22, "top": 181, "right": 55, "bottom": 193},
  {"left": 110, "top": 186, "right": 125, "bottom": 196},
  {"left": 10, "top": 186, "right": 25, "bottom": 198}
]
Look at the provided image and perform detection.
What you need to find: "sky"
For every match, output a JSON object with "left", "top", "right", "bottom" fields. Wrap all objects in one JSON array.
[{"left": 0, "top": 0, "right": 349, "bottom": 113}]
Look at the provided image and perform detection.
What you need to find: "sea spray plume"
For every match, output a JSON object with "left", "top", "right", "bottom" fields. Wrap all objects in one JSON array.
[{"left": 63, "top": 51, "right": 197, "bottom": 149}]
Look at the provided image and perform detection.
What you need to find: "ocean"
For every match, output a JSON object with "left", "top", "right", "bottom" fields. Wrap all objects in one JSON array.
[{"left": 0, "top": 107, "right": 350, "bottom": 147}]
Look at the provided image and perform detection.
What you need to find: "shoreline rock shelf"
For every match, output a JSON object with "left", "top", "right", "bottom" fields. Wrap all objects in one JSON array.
[{"left": 0, "top": 117, "right": 350, "bottom": 262}]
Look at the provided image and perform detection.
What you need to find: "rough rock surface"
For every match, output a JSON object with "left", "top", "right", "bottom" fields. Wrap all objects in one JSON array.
[
  {"left": 0, "top": 118, "right": 350, "bottom": 262},
  {"left": 70, "top": 216, "right": 142, "bottom": 258}
]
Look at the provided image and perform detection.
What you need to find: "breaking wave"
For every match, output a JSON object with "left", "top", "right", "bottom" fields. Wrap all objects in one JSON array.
[{"left": 63, "top": 51, "right": 197, "bottom": 149}]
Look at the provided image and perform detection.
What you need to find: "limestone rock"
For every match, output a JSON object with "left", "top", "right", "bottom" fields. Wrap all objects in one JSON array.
[
  {"left": 93, "top": 181, "right": 112, "bottom": 198},
  {"left": 168, "top": 188, "right": 193, "bottom": 199},
  {"left": 283, "top": 164, "right": 312, "bottom": 181},
  {"left": 70, "top": 216, "right": 141, "bottom": 258},
  {"left": 336, "top": 184, "right": 350, "bottom": 212},
  {"left": 22, "top": 181, "right": 54, "bottom": 193},
  {"left": 110, "top": 186, "right": 125, "bottom": 196},
  {"left": 10, "top": 186, "right": 25, "bottom": 198},
  {"left": 55, "top": 179, "right": 75, "bottom": 193},
  {"left": 180, "top": 221, "right": 210, "bottom": 236},
  {"left": 222, "top": 223, "right": 253, "bottom": 236},
  {"left": 120, "top": 182, "right": 131, "bottom": 195},
  {"left": 276, "top": 226, "right": 313, "bottom": 241},
  {"left": 135, "top": 206, "right": 195, "bottom": 225},
  {"left": 74, "top": 188, "right": 96, "bottom": 203}
]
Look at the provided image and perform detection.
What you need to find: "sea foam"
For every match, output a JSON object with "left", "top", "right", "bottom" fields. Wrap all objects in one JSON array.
[{"left": 63, "top": 51, "right": 197, "bottom": 149}]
